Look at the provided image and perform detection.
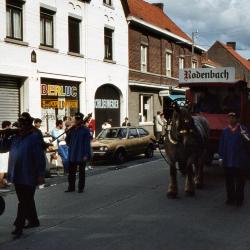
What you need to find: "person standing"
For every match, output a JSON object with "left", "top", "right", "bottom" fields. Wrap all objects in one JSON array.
[
  {"left": 51, "top": 120, "right": 69, "bottom": 174},
  {"left": 155, "top": 111, "right": 163, "bottom": 140},
  {"left": 0, "top": 112, "right": 46, "bottom": 238},
  {"left": 122, "top": 117, "right": 131, "bottom": 126},
  {"left": 219, "top": 111, "right": 250, "bottom": 206},
  {"left": 65, "top": 112, "right": 91, "bottom": 193},
  {"left": 102, "top": 119, "right": 112, "bottom": 129},
  {"left": 0, "top": 121, "right": 11, "bottom": 189}
]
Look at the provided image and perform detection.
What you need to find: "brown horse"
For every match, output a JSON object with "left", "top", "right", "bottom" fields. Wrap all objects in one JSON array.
[{"left": 164, "top": 104, "right": 209, "bottom": 198}]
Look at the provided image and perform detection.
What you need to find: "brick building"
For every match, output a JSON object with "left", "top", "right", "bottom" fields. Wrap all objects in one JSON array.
[
  {"left": 122, "top": 0, "right": 205, "bottom": 133},
  {"left": 208, "top": 41, "right": 250, "bottom": 87}
]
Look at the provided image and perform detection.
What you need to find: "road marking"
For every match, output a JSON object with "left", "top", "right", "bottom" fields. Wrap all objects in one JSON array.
[{"left": 127, "top": 158, "right": 163, "bottom": 169}]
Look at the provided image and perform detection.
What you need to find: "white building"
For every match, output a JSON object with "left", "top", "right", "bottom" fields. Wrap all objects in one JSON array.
[
  {"left": 84, "top": 0, "right": 128, "bottom": 134},
  {"left": 0, "top": 0, "right": 128, "bottom": 133}
]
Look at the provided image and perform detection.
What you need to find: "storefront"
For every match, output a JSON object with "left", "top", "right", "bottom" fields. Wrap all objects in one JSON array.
[
  {"left": 95, "top": 84, "right": 121, "bottom": 135},
  {"left": 40, "top": 78, "right": 80, "bottom": 132},
  {"left": 0, "top": 76, "right": 21, "bottom": 124}
]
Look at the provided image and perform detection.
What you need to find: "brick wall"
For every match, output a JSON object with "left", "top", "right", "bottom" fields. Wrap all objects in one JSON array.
[{"left": 129, "top": 25, "right": 203, "bottom": 85}]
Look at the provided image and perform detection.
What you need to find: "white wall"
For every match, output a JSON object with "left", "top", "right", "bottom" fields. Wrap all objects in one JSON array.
[{"left": 85, "top": 0, "right": 129, "bottom": 122}]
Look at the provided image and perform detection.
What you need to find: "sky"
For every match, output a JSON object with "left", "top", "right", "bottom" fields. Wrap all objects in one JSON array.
[{"left": 146, "top": 0, "right": 250, "bottom": 59}]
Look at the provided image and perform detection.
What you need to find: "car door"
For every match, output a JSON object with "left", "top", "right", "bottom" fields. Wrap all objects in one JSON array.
[
  {"left": 137, "top": 128, "right": 150, "bottom": 153},
  {"left": 127, "top": 127, "right": 140, "bottom": 156}
]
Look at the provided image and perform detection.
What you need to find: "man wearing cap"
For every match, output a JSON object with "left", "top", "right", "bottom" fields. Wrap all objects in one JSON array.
[
  {"left": 65, "top": 112, "right": 91, "bottom": 193},
  {"left": 0, "top": 112, "right": 46, "bottom": 238},
  {"left": 219, "top": 111, "right": 250, "bottom": 206}
]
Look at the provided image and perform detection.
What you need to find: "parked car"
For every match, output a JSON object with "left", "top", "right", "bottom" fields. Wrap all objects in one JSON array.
[{"left": 92, "top": 127, "right": 156, "bottom": 164}]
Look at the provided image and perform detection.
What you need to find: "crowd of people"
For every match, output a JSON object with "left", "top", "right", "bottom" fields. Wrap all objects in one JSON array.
[{"left": 0, "top": 106, "right": 250, "bottom": 239}]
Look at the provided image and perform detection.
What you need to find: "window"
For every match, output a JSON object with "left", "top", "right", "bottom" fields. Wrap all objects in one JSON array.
[
  {"left": 141, "top": 45, "right": 148, "bottom": 72},
  {"left": 6, "top": 0, "right": 23, "bottom": 40},
  {"left": 68, "top": 17, "right": 80, "bottom": 53},
  {"left": 104, "top": 28, "right": 113, "bottom": 60},
  {"left": 40, "top": 8, "right": 54, "bottom": 47},
  {"left": 103, "top": 0, "right": 112, "bottom": 5},
  {"left": 129, "top": 128, "right": 139, "bottom": 138},
  {"left": 192, "top": 60, "right": 198, "bottom": 68},
  {"left": 138, "top": 128, "right": 149, "bottom": 137},
  {"left": 179, "top": 57, "right": 184, "bottom": 69},
  {"left": 139, "top": 95, "right": 153, "bottom": 123},
  {"left": 166, "top": 52, "right": 172, "bottom": 77}
]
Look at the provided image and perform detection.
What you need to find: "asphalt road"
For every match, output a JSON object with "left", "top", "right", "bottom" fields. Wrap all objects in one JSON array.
[{"left": 0, "top": 153, "right": 250, "bottom": 250}]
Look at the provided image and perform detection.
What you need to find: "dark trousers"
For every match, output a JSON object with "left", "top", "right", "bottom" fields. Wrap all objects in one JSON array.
[
  {"left": 68, "top": 162, "right": 86, "bottom": 191},
  {"left": 224, "top": 167, "right": 246, "bottom": 203},
  {"left": 14, "top": 185, "right": 39, "bottom": 229}
]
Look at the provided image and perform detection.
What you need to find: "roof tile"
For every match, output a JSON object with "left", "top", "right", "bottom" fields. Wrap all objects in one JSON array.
[{"left": 127, "top": 0, "right": 191, "bottom": 42}]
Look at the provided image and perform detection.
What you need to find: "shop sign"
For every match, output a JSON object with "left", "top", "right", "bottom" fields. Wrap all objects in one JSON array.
[
  {"left": 179, "top": 67, "right": 235, "bottom": 83},
  {"left": 95, "top": 99, "right": 119, "bottom": 109},
  {"left": 41, "top": 99, "right": 78, "bottom": 109},
  {"left": 41, "top": 83, "right": 78, "bottom": 97}
]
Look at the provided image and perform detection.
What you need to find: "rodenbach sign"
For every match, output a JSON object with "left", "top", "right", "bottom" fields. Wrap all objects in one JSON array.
[{"left": 179, "top": 67, "right": 235, "bottom": 83}]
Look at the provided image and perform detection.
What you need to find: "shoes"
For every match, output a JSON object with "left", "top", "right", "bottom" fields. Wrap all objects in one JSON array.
[
  {"left": 88, "top": 166, "right": 93, "bottom": 170},
  {"left": 24, "top": 222, "right": 40, "bottom": 229},
  {"left": 64, "top": 189, "right": 75, "bottom": 193},
  {"left": 78, "top": 189, "right": 84, "bottom": 193},
  {"left": 11, "top": 228, "right": 23, "bottom": 238}
]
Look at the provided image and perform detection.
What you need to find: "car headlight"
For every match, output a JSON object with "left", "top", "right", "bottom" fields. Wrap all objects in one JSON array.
[{"left": 100, "top": 146, "right": 109, "bottom": 151}]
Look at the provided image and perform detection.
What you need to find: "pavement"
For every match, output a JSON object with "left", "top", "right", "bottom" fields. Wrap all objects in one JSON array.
[{"left": 0, "top": 153, "right": 250, "bottom": 250}]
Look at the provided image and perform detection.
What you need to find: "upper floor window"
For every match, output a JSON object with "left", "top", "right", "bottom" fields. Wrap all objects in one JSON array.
[
  {"left": 179, "top": 57, "right": 184, "bottom": 69},
  {"left": 68, "top": 17, "right": 80, "bottom": 53},
  {"left": 166, "top": 52, "right": 172, "bottom": 77},
  {"left": 103, "top": 0, "right": 112, "bottom": 6},
  {"left": 40, "top": 8, "right": 54, "bottom": 47},
  {"left": 6, "top": 0, "right": 23, "bottom": 40},
  {"left": 192, "top": 60, "right": 198, "bottom": 68},
  {"left": 141, "top": 45, "right": 148, "bottom": 72},
  {"left": 104, "top": 27, "right": 113, "bottom": 60}
]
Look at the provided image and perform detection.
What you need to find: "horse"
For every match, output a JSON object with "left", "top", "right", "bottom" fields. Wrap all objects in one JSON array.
[{"left": 163, "top": 103, "right": 209, "bottom": 198}]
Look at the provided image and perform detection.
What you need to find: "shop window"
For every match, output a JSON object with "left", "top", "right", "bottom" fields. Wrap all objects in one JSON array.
[
  {"left": 192, "top": 60, "right": 198, "bottom": 68},
  {"left": 40, "top": 8, "right": 54, "bottom": 47},
  {"left": 68, "top": 17, "right": 80, "bottom": 53},
  {"left": 104, "top": 27, "right": 113, "bottom": 60},
  {"left": 141, "top": 45, "right": 148, "bottom": 72},
  {"left": 6, "top": 0, "right": 24, "bottom": 40},
  {"left": 166, "top": 52, "right": 172, "bottom": 77},
  {"left": 179, "top": 57, "right": 184, "bottom": 69},
  {"left": 139, "top": 95, "right": 153, "bottom": 123},
  {"left": 103, "top": 0, "right": 112, "bottom": 6}
]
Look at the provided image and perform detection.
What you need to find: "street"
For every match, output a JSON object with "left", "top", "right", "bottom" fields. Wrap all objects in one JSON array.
[{"left": 0, "top": 153, "right": 250, "bottom": 250}]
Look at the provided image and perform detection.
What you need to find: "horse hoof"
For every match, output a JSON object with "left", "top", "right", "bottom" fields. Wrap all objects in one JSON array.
[
  {"left": 167, "top": 192, "right": 178, "bottom": 199},
  {"left": 185, "top": 191, "right": 195, "bottom": 197}
]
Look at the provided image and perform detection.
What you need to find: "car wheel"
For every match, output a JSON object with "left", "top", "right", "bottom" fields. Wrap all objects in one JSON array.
[
  {"left": 145, "top": 145, "right": 154, "bottom": 158},
  {"left": 0, "top": 196, "right": 5, "bottom": 216},
  {"left": 114, "top": 149, "right": 126, "bottom": 164}
]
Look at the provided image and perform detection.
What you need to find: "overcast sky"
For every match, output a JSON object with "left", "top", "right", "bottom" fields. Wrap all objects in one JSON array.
[{"left": 147, "top": 0, "right": 250, "bottom": 58}]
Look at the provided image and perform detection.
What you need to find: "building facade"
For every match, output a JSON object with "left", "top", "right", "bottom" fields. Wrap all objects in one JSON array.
[
  {"left": 0, "top": 0, "right": 128, "bottom": 134},
  {"left": 84, "top": 0, "right": 128, "bottom": 134},
  {"left": 123, "top": 0, "right": 205, "bottom": 133}
]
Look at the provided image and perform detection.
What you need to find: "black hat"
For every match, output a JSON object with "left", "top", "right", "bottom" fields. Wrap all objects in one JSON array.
[
  {"left": 75, "top": 112, "right": 84, "bottom": 120},
  {"left": 18, "top": 112, "right": 34, "bottom": 123}
]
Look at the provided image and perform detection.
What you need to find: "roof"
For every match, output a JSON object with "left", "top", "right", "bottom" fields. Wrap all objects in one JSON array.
[
  {"left": 201, "top": 58, "right": 221, "bottom": 68},
  {"left": 218, "top": 41, "right": 250, "bottom": 71},
  {"left": 127, "top": 0, "right": 192, "bottom": 42}
]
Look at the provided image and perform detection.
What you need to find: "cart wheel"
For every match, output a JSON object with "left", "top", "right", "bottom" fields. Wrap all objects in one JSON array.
[{"left": 0, "top": 196, "right": 5, "bottom": 216}]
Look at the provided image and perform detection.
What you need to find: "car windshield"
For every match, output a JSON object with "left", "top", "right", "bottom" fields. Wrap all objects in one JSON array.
[{"left": 97, "top": 128, "right": 127, "bottom": 139}]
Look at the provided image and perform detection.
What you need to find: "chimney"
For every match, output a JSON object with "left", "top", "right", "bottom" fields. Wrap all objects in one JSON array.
[
  {"left": 153, "top": 3, "right": 164, "bottom": 10},
  {"left": 226, "top": 42, "right": 236, "bottom": 50}
]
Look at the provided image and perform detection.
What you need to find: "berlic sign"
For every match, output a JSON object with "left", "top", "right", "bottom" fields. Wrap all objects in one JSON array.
[{"left": 179, "top": 67, "right": 236, "bottom": 84}]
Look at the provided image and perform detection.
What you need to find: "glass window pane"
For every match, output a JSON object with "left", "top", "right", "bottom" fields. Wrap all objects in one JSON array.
[
  {"left": 6, "top": 8, "right": 11, "bottom": 37},
  {"left": 69, "top": 18, "right": 80, "bottom": 53},
  {"left": 13, "top": 9, "right": 22, "bottom": 39},
  {"left": 40, "top": 18, "right": 44, "bottom": 44},
  {"left": 45, "top": 19, "right": 53, "bottom": 46}
]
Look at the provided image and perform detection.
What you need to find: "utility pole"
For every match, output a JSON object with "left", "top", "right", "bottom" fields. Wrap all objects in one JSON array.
[{"left": 191, "top": 30, "right": 198, "bottom": 67}]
